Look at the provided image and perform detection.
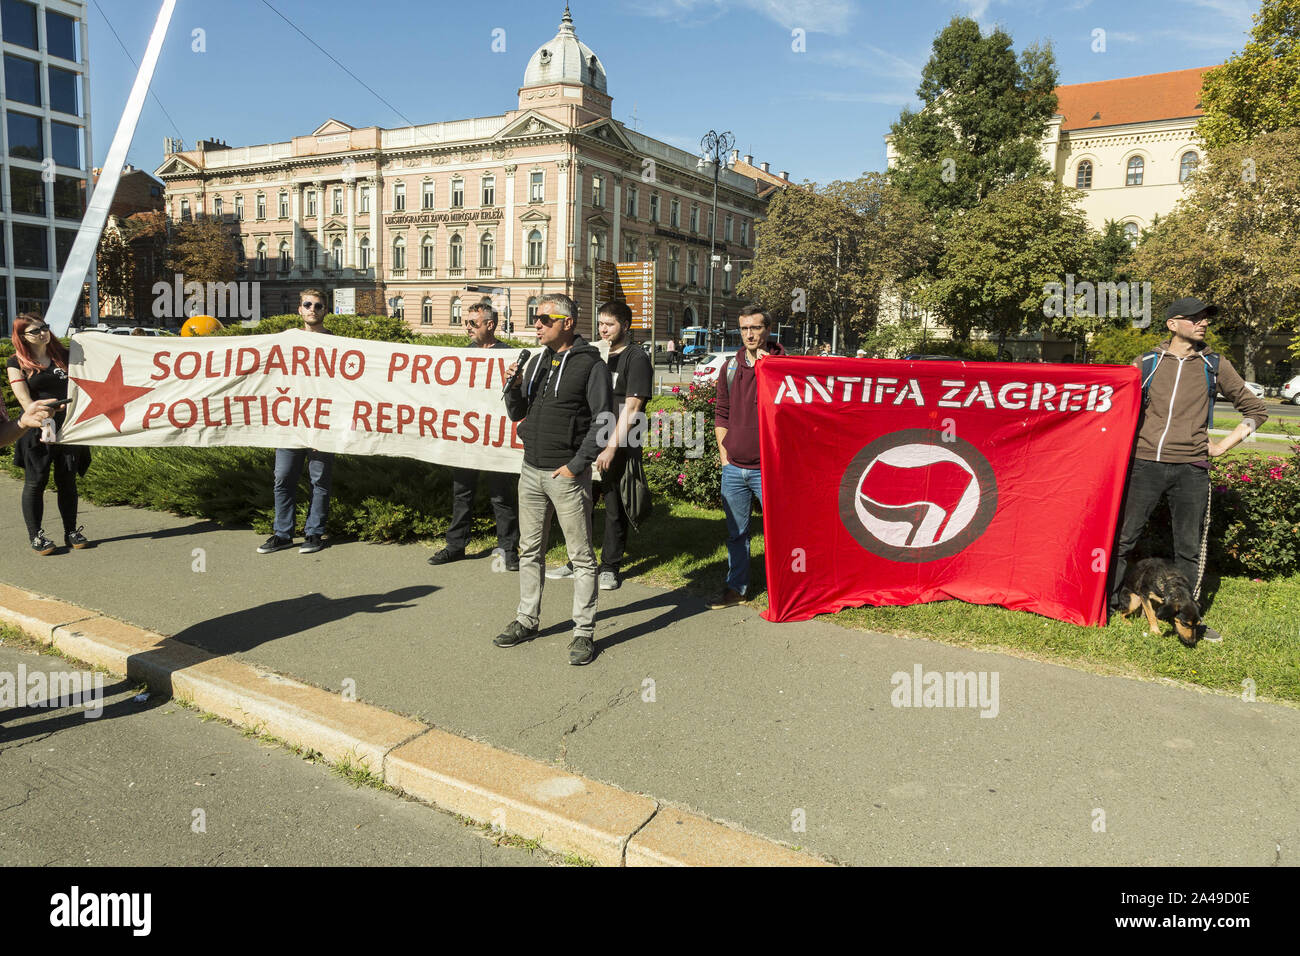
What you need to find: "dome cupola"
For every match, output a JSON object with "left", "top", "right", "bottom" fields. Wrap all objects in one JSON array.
[{"left": 522, "top": 4, "right": 607, "bottom": 93}]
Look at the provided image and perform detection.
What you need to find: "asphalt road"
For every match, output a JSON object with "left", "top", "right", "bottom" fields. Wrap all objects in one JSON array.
[{"left": 0, "top": 644, "right": 552, "bottom": 866}]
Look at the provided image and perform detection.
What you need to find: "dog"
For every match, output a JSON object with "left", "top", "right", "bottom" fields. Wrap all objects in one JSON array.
[{"left": 1118, "top": 558, "right": 1202, "bottom": 647}]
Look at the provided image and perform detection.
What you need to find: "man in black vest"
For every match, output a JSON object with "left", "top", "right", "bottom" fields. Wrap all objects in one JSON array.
[
  {"left": 429, "top": 299, "right": 520, "bottom": 569},
  {"left": 496, "top": 294, "right": 612, "bottom": 665}
]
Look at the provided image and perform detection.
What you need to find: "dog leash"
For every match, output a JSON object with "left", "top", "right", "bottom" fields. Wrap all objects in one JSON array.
[{"left": 1194, "top": 478, "right": 1211, "bottom": 601}]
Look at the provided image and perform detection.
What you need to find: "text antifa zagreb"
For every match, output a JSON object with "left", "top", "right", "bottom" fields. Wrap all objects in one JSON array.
[
  {"left": 142, "top": 344, "right": 521, "bottom": 443},
  {"left": 773, "top": 374, "right": 1117, "bottom": 413}
]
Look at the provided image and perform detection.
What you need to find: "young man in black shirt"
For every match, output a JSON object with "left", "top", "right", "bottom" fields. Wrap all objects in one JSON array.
[
  {"left": 546, "top": 300, "right": 652, "bottom": 590},
  {"left": 429, "top": 299, "right": 520, "bottom": 569}
]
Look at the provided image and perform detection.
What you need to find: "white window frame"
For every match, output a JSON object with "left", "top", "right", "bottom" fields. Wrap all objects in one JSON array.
[
  {"left": 482, "top": 175, "right": 496, "bottom": 206},
  {"left": 529, "top": 170, "right": 544, "bottom": 203},
  {"left": 393, "top": 181, "right": 406, "bottom": 210}
]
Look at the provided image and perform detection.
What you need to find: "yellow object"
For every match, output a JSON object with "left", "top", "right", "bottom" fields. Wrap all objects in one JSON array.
[{"left": 181, "top": 315, "right": 224, "bottom": 336}]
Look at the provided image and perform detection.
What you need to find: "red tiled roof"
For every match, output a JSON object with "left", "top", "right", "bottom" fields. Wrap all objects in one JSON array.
[{"left": 1054, "top": 67, "right": 1215, "bottom": 131}]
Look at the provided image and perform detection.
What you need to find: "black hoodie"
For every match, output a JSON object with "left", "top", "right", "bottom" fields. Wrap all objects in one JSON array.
[{"left": 504, "top": 335, "right": 612, "bottom": 474}]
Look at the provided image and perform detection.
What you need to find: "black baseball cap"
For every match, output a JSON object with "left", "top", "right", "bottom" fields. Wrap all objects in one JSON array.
[{"left": 1164, "top": 297, "right": 1220, "bottom": 321}]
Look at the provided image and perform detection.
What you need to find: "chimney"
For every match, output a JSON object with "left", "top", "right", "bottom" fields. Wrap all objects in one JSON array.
[
  {"left": 760, "top": 161, "right": 770, "bottom": 173},
  {"left": 729, "top": 149, "right": 740, "bottom": 164},
  {"left": 780, "top": 171, "right": 789, "bottom": 181},
  {"left": 743, "top": 154, "right": 753, "bottom": 165}
]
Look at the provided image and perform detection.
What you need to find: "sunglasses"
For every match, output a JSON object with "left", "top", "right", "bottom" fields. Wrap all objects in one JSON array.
[
  {"left": 533, "top": 314, "right": 569, "bottom": 327},
  {"left": 465, "top": 319, "right": 490, "bottom": 329},
  {"left": 301, "top": 302, "right": 325, "bottom": 311},
  {"left": 23, "top": 326, "right": 50, "bottom": 336}
]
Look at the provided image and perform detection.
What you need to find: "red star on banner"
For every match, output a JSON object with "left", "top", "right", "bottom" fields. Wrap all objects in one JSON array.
[{"left": 70, "top": 356, "right": 155, "bottom": 432}]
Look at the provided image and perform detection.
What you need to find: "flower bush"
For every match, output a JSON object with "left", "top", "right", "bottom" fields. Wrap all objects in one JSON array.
[
  {"left": 1209, "top": 450, "right": 1300, "bottom": 576},
  {"left": 643, "top": 380, "right": 723, "bottom": 506}
]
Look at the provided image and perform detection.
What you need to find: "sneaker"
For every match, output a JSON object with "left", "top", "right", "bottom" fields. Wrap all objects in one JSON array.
[
  {"left": 598, "top": 570, "right": 620, "bottom": 591},
  {"left": 502, "top": 550, "right": 520, "bottom": 571},
  {"left": 31, "top": 531, "right": 56, "bottom": 556},
  {"left": 427, "top": 547, "right": 465, "bottom": 566},
  {"left": 708, "top": 587, "right": 747, "bottom": 609},
  {"left": 546, "top": 562, "right": 575, "bottom": 580},
  {"left": 257, "top": 534, "right": 293, "bottom": 554},
  {"left": 299, "top": 535, "right": 325, "bottom": 554},
  {"left": 568, "top": 634, "right": 596, "bottom": 666},
  {"left": 493, "top": 620, "right": 537, "bottom": 648},
  {"left": 64, "top": 526, "right": 89, "bottom": 549}
]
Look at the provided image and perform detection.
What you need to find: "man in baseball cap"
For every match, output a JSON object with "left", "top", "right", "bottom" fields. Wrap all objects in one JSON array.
[{"left": 1163, "top": 297, "right": 1220, "bottom": 322}]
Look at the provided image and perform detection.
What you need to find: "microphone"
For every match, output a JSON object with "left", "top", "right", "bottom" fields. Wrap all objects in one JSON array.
[{"left": 502, "top": 348, "right": 531, "bottom": 396}]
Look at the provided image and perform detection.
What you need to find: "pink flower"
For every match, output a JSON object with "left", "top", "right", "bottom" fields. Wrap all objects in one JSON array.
[
  {"left": 1270, "top": 468, "right": 1284, "bottom": 480},
  {"left": 671, "top": 386, "right": 681, "bottom": 395},
  {"left": 654, "top": 451, "right": 663, "bottom": 459},
  {"left": 676, "top": 473, "right": 685, "bottom": 485},
  {"left": 1240, "top": 474, "right": 1252, "bottom": 482}
]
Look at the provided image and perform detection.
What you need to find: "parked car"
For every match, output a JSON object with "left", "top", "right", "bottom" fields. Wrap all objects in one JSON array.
[
  {"left": 692, "top": 351, "right": 739, "bottom": 384},
  {"left": 1281, "top": 374, "right": 1300, "bottom": 406},
  {"left": 1241, "top": 381, "right": 1265, "bottom": 400}
]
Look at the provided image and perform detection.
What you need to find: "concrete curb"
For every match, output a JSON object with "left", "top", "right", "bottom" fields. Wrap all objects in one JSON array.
[{"left": 0, "top": 583, "right": 830, "bottom": 867}]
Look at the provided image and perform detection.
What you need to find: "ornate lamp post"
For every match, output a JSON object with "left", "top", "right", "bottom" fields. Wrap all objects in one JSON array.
[{"left": 697, "top": 130, "right": 735, "bottom": 352}]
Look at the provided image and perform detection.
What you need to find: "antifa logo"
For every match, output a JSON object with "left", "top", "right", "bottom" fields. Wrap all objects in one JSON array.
[{"left": 838, "top": 429, "right": 998, "bottom": 563}]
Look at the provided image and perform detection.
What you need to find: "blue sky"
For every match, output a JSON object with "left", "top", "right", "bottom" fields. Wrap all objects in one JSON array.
[{"left": 87, "top": 0, "right": 1257, "bottom": 187}]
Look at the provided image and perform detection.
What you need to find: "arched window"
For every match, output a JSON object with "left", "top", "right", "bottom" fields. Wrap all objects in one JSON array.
[
  {"left": 392, "top": 296, "right": 404, "bottom": 320},
  {"left": 256, "top": 241, "right": 267, "bottom": 274},
  {"left": 526, "top": 296, "right": 539, "bottom": 322},
  {"left": 1126, "top": 156, "right": 1144, "bottom": 186},
  {"left": 421, "top": 234, "right": 435, "bottom": 271},
  {"left": 392, "top": 236, "right": 406, "bottom": 271},
  {"left": 479, "top": 232, "right": 494, "bottom": 268},
  {"left": 527, "top": 229, "right": 543, "bottom": 267},
  {"left": 278, "top": 240, "right": 290, "bottom": 272},
  {"left": 1075, "top": 160, "right": 1093, "bottom": 189},
  {"left": 421, "top": 296, "right": 433, "bottom": 325},
  {"left": 331, "top": 237, "right": 343, "bottom": 271},
  {"left": 450, "top": 296, "right": 462, "bottom": 325},
  {"left": 1179, "top": 151, "right": 1199, "bottom": 183},
  {"left": 449, "top": 233, "right": 464, "bottom": 270},
  {"left": 358, "top": 236, "right": 370, "bottom": 271},
  {"left": 1123, "top": 222, "right": 1140, "bottom": 247}
]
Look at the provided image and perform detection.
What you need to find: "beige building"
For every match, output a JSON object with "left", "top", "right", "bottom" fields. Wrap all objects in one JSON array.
[{"left": 155, "top": 7, "right": 783, "bottom": 343}]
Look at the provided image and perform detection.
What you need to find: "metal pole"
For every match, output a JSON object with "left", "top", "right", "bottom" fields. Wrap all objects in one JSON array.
[{"left": 707, "top": 160, "right": 718, "bottom": 352}]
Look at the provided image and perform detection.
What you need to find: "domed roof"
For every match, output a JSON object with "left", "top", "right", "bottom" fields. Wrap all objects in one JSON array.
[{"left": 522, "top": 5, "right": 607, "bottom": 93}]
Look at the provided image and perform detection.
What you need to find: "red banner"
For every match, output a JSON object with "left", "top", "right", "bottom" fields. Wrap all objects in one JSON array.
[{"left": 757, "top": 358, "right": 1141, "bottom": 626}]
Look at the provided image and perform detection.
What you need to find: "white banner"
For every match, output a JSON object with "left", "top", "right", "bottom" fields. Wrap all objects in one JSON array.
[{"left": 59, "top": 331, "right": 533, "bottom": 473}]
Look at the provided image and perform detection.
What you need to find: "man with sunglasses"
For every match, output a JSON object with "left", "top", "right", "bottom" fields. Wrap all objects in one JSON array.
[
  {"left": 496, "top": 294, "right": 612, "bottom": 665},
  {"left": 1109, "top": 296, "right": 1268, "bottom": 636},
  {"left": 258, "top": 289, "right": 335, "bottom": 555},
  {"left": 429, "top": 299, "right": 519, "bottom": 569}
]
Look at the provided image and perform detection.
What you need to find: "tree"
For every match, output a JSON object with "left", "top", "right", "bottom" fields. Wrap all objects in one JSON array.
[
  {"left": 1126, "top": 128, "right": 1300, "bottom": 379},
  {"left": 737, "top": 174, "right": 933, "bottom": 348},
  {"left": 96, "top": 225, "right": 135, "bottom": 315},
  {"left": 888, "top": 17, "right": 1058, "bottom": 222},
  {"left": 165, "top": 215, "right": 240, "bottom": 285},
  {"left": 918, "top": 178, "right": 1094, "bottom": 347},
  {"left": 1198, "top": 0, "right": 1300, "bottom": 149}
]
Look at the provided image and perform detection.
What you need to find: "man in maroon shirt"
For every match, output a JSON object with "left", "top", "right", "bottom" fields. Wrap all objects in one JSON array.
[{"left": 710, "top": 305, "right": 771, "bottom": 608}]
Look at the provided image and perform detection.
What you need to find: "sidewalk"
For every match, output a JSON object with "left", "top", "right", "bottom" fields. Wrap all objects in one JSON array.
[{"left": 1, "top": 480, "right": 1297, "bottom": 865}]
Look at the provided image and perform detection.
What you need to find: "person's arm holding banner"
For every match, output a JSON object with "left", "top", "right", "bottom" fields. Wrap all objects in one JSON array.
[{"left": 0, "top": 400, "right": 59, "bottom": 447}]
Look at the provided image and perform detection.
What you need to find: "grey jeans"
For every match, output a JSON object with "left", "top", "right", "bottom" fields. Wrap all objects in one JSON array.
[{"left": 516, "top": 461, "right": 598, "bottom": 638}]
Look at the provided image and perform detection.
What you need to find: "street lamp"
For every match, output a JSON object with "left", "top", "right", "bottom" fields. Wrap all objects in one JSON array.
[{"left": 697, "top": 130, "right": 735, "bottom": 353}]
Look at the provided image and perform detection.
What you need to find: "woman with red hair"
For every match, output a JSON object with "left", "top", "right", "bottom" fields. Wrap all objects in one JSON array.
[{"left": 6, "top": 314, "right": 91, "bottom": 555}]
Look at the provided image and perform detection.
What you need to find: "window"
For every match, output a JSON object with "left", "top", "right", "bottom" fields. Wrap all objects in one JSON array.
[
  {"left": 1076, "top": 160, "right": 1093, "bottom": 189},
  {"left": 331, "top": 238, "right": 343, "bottom": 270},
  {"left": 649, "top": 194, "right": 660, "bottom": 222},
  {"left": 180, "top": 199, "right": 191, "bottom": 220},
  {"left": 12, "top": 223, "right": 47, "bottom": 268},
  {"left": 1126, "top": 156, "right": 1144, "bottom": 186},
  {"left": 1179, "top": 151, "right": 1199, "bottom": 183},
  {"left": 526, "top": 296, "right": 539, "bottom": 322},
  {"left": 420, "top": 235, "right": 435, "bottom": 271},
  {"left": 213, "top": 196, "right": 223, "bottom": 217},
  {"left": 450, "top": 297, "right": 462, "bottom": 326},
  {"left": 256, "top": 194, "right": 265, "bottom": 219},
  {"left": 275, "top": 191, "right": 286, "bottom": 217},
  {"left": 690, "top": 206, "right": 699, "bottom": 233},
  {"left": 4, "top": 54, "right": 41, "bottom": 106},
  {"left": 52, "top": 174, "right": 83, "bottom": 219},
  {"left": 670, "top": 198, "right": 680, "bottom": 228},
  {"left": 422, "top": 180, "right": 435, "bottom": 209},
  {"left": 306, "top": 240, "right": 317, "bottom": 271},
  {"left": 46, "top": 9, "right": 79, "bottom": 61},
  {"left": 234, "top": 195, "right": 244, "bottom": 220},
  {"left": 359, "top": 187, "right": 370, "bottom": 213},
  {"left": 359, "top": 237, "right": 370, "bottom": 270},
  {"left": 8, "top": 166, "right": 44, "bottom": 215},
  {"left": 256, "top": 242, "right": 267, "bottom": 274},
  {"left": 527, "top": 229, "right": 543, "bottom": 267},
  {"left": 725, "top": 214, "right": 734, "bottom": 242},
  {"left": 1123, "top": 222, "right": 1140, "bottom": 247},
  {"left": 332, "top": 188, "right": 343, "bottom": 215},
  {"left": 451, "top": 178, "right": 464, "bottom": 208},
  {"left": 529, "top": 171, "right": 544, "bottom": 202},
  {"left": 50, "top": 121, "right": 81, "bottom": 168},
  {"left": 7, "top": 111, "right": 42, "bottom": 159},
  {"left": 592, "top": 174, "right": 603, "bottom": 208},
  {"left": 480, "top": 233, "right": 494, "bottom": 268},
  {"left": 306, "top": 190, "right": 316, "bottom": 217},
  {"left": 48, "top": 66, "right": 80, "bottom": 115},
  {"left": 482, "top": 175, "right": 495, "bottom": 206},
  {"left": 624, "top": 236, "right": 637, "bottom": 261},
  {"left": 392, "top": 296, "right": 404, "bottom": 320},
  {"left": 422, "top": 297, "right": 433, "bottom": 325},
  {"left": 2, "top": 1, "right": 38, "bottom": 50},
  {"left": 449, "top": 233, "right": 463, "bottom": 269},
  {"left": 668, "top": 246, "right": 679, "bottom": 283},
  {"left": 393, "top": 181, "right": 406, "bottom": 210},
  {"left": 740, "top": 221, "right": 749, "bottom": 246},
  {"left": 279, "top": 240, "right": 291, "bottom": 271},
  {"left": 590, "top": 230, "right": 606, "bottom": 262},
  {"left": 392, "top": 236, "right": 406, "bottom": 271},
  {"left": 647, "top": 242, "right": 658, "bottom": 265},
  {"left": 688, "top": 252, "right": 697, "bottom": 285},
  {"left": 625, "top": 185, "right": 638, "bottom": 217}
]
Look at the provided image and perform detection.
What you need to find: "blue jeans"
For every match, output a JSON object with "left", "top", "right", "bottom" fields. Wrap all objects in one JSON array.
[
  {"left": 721, "top": 463, "right": 763, "bottom": 595},
  {"left": 273, "top": 448, "right": 334, "bottom": 538}
]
